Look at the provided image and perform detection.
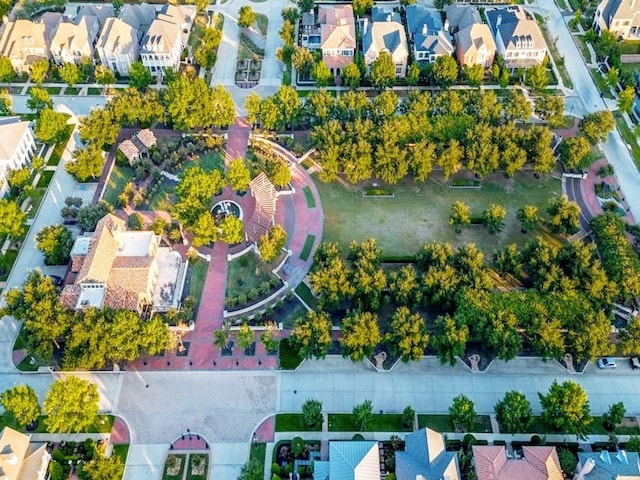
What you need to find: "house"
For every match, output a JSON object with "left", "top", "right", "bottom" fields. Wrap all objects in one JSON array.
[
  {"left": 96, "top": 17, "right": 140, "bottom": 76},
  {"left": 395, "top": 428, "right": 461, "bottom": 480},
  {"left": 406, "top": 4, "right": 454, "bottom": 63},
  {"left": 313, "top": 441, "right": 380, "bottom": 480},
  {"left": 118, "top": 3, "right": 157, "bottom": 32},
  {"left": 140, "top": 5, "right": 192, "bottom": 76},
  {"left": 473, "top": 445, "right": 563, "bottom": 480},
  {"left": 0, "top": 426, "right": 51, "bottom": 480},
  {"left": 317, "top": 5, "right": 356, "bottom": 75},
  {"left": 455, "top": 23, "right": 496, "bottom": 67},
  {"left": 593, "top": 0, "right": 640, "bottom": 39},
  {"left": 0, "top": 117, "right": 37, "bottom": 197},
  {"left": 49, "top": 15, "right": 99, "bottom": 65},
  {"left": 75, "top": 4, "right": 115, "bottom": 29},
  {"left": 576, "top": 450, "right": 640, "bottom": 479},
  {"left": 60, "top": 213, "right": 187, "bottom": 313},
  {"left": 117, "top": 129, "right": 157, "bottom": 165},
  {"left": 362, "top": 7, "right": 409, "bottom": 77},
  {"left": 486, "top": 6, "right": 547, "bottom": 68},
  {"left": 0, "top": 19, "right": 50, "bottom": 72},
  {"left": 445, "top": 4, "right": 482, "bottom": 32}
]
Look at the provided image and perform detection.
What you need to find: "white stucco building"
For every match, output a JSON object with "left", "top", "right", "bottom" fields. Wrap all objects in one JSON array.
[{"left": 0, "top": 117, "right": 37, "bottom": 197}]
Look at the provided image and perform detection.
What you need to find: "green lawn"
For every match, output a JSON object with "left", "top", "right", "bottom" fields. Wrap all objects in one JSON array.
[
  {"left": 316, "top": 173, "right": 561, "bottom": 257},
  {"left": 299, "top": 234, "right": 315, "bottom": 261},
  {"left": 64, "top": 87, "right": 80, "bottom": 95},
  {"left": 87, "top": 87, "right": 103, "bottom": 95},
  {"left": 188, "top": 259, "right": 208, "bottom": 305},
  {"left": 254, "top": 13, "right": 268, "bottom": 36},
  {"left": 149, "top": 178, "right": 175, "bottom": 211},
  {"left": 294, "top": 282, "right": 318, "bottom": 309},
  {"left": 589, "top": 68, "right": 616, "bottom": 99},
  {"left": 328, "top": 413, "right": 412, "bottom": 432},
  {"left": 103, "top": 165, "right": 134, "bottom": 206},
  {"left": 417, "top": 414, "right": 493, "bottom": 433},
  {"left": 186, "top": 453, "right": 209, "bottom": 480},
  {"left": 26, "top": 187, "right": 46, "bottom": 219},
  {"left": 280, "top": 300, "right": 309, "bottom": 329},
  {"left": 614, "top": 113, "right": 640, "bottom": 169},
  {"left": 248, "top": 443, "right": 265, "bottom": 480},
  {"left": 275, "top": 413, "right": 321, "bottom": 432},
  {"left": 112, "top": 444, "right": 130, "bottom": 464},
  {"left": 188, "top": 13, "right": 207, "bottom": 49},
  {"left": 163, "top": 454, "right": 187, "bottom": 480},
  {"left": 194, "top": 152, "right": 223, "bottom": 172},
  {"left": 47, "top": 124, "right": 74, "bottom": 166},
  {"left": 620, "top": 62, "right": 640, "bottom": 75},
  {"left": 36, "top": 170, "right": 54, "bottom": 188},
  {"left": 303, "top": 186, "right": 316, "bottom": 208},
  {"left": 620, "top": 40, "right": 640, "bottom": 54},
  {"left": 226, "top": 251, "right": 278, "bottom": 298}
]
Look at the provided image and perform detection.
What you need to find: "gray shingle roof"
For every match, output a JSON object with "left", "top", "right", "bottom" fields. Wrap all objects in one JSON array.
[{"left": 406, "top": 4, "right": 444, "bottom": 36}]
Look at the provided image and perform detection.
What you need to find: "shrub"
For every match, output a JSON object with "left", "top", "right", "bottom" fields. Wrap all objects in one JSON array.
[
  {"left": 531, "top": 435, "right": 542, "bottom": 445},
  {"left": 271, "top": 463, "right": 280, "bottom": 475},
  {"left": 463, "top": 434, "right": 476, "bottom": 449}
]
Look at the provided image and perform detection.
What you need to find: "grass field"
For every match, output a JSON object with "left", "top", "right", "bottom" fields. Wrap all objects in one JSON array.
[
  {"left": 299, "top": 234, "right": 315, "bottom": 261},
  {"left": 188, "top": 259, "right": 209, "bottom": 305},
  {"left": 328, "top": 413, "right": 412, "bottom": 432},
  {"left": 103, "top": 165, "right": 134, "bottom": 206},
  {"left": 275, "top": 413, "right": 321, "bottom": 432},
  {"left": 194, "top": 152, "right": 224, "bottom": 172},
  {"left": 316, "top": 172, "right": 561, "bottom": 257},
  {"left": 615, "top": 113, "right": 640, "bottom": 170},
  {"left": 417, "top": 414, "right": 493, "bottom": 433},
  {"left": 226, "top": 251, "right": 277, "bottom": 298},
  {"left": 303, "top": 186, "right": 316, "bottom": 208}
]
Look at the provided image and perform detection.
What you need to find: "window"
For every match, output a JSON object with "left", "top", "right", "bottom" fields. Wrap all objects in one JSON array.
[
  {"left": 395, "top": 65, "right": 402, "bottom": 75},
  {"left": 341, "top": 50, "right": 351, "bottom": 56}
]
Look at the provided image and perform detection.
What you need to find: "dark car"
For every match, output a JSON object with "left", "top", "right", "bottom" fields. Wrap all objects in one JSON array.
[
  {"left": 631, "top": 357, "right": 640, "bottom": 370},
  {"left": 48, "top": 275, "right": 64, "bottom": 287}
]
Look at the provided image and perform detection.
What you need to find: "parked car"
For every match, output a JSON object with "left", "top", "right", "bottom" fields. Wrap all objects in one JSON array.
[
  {"left": 597, "top": 357, "right": 617, "bottom": 369},
  {"left": 47, "top": 275, "right": 63, "bottom": 287},
  {"left": 631, "top": 357, "right": 640, "bottom": 370}
]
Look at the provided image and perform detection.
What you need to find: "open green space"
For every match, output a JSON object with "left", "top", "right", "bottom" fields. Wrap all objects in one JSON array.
[
  {"left": 280, "top": 299, "right": 309, "bottom": 329},
  {"left": 194, "top": 152, "right": 223, "bottom": 172},
  {"left": 226, "top": 251, "right": 278, "bottom": 298},
  {"left": 620, "top": 40, "right": 640, "bottom": 54},
  {"left": 294, "top": 282, "right": 318, "bottom": 310},
  {"left": 112, "top": 444, "right": 130, "bottom": 464},
  {"left": 417, "top": 414, "right": 492, "bottom": 433},
  {"left": 275, "top": 413, "right": 321, "bottom": 432},
  {"left": 614, "top": 113, "right": 640, "bottom": 169},
  {"left": 64, "top": 87, "right": 80, "bottom": 95},
  {"left": 188, "top": 259, "right": 208, "bottom": 305},
  {"left": 149, "top": 178, "right": 175, "bottom": 211},
  {"left": 102, "top": 164, "right": 134, "bottom": 206},
  {"left": 47, "top": 124, "right": 74, "bottom": 166},
  {"left": 316, "top": 173, "right": 561, "bottom": 258},
  {"left": 163, "top": 454, "right": 186, "bottom": 480},
  {"left": 36, "top": 170, "right": 54, "bottom": 188},
  {"left": 238, "top": 32, "right": 264, "bottom": 60},
  {"left": 87, "top": 87, "right": 103, "bottom": 95},
  {"left": 620, "top": 62, "right": 640, "bottom": 75},
  {"left": 0, "top": 414, "right": 114, "bottom": 434},
  {"left": 299, "top": 234, "right": 315, "bottom": 261},
  {"left": 328, "top": 413, "right": 412, "bottom": 432},
  {"left": 26, "top": 187, "right": 46, "bottom": 219},
  {"left": 188, "top": 13, "right": 208, "bottom": 48},
  {"left": 303, "top": 186, "right": 316, "bottom": 208}
]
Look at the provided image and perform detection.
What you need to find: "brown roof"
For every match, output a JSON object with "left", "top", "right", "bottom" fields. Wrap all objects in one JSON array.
[
  {"left": 76, "top": 214, "right": 124, "bottom": 284},
  {"left": 456, "top": 23, "right": 496, "bottom": 56},
  {"left": 136, "top": 129, "right": 157, "bottom": 149},
  {"left": 0, "top": 427, "right": 30, "bottom": 480},
  {"left": 318, "top": 5, "right": 356, "bottom": 51},
  {"left": 118, "top": 139, "right": 140, "bottom": 162},
  {"left": 473, "top": 446, "right": 563, "bottom": 480}
]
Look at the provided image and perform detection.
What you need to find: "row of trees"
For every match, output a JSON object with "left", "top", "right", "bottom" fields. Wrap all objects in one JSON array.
[
  {"left": 248, "top": 88, "right": 561, "bottom": 183},
  {"left": 2, "top": 270, "right": 175, "bottom": 368}
]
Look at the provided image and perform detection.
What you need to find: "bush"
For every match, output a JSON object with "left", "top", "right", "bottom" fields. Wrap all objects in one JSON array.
[
  {"left": 271, "top": 463, "right": 280, "bottom": 475},
  {"left": 352, "top": 433, "right": 365, "bottom": 440},
  {"left": 278, "top": 338, "right": 303, "bottom": 370},
  {"left": 463, "top": 434, "right": 476, "bottom": 449},
  {"left": 292, "top": 437, "right": 305, "bottom": 457},
  {"left": 531, "top": 435, "right": 542, "bottom": 445}
]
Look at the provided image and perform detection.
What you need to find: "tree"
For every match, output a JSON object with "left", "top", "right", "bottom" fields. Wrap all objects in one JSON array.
[
  {"left": 343, "top": 63, "right": 361, "bottom": 89},
  {"left": 432, "top": 55, "right": 458, "bottom": 87},
  {"left": 194, "top": 26, "right": 222, "bottom": 68},
  {"left": 273, "top": 85, "right": 301, "bottom": 131},
  {"left": 402, "top": 406, "right": 415, "bottom": 428},
  {"left": 626, "top": 436, "right": 640, "bottom": 453},
  {"left": 370, "top": 52, "right": 396, "bottom": 90},
  {"left": 539, "top": 380, "right": 592, "bottom": 439},
  {"left": 449, "top": 394, "right": 476, "bottom": 432},
  {"left": 8, "top": 167, "right": 31, "bottom": 192},
  {"left": 0, "top": 57, "right": 15, "bottom": 82},
  {"left": 94, "top": 65, "right": 115, "bottom": 89},
  {"left": 353, "top": 399, "right": 373, "bottom": 431},
  {"left": 128, "top": 61, "right": 153, "bottom": 90},
  {"left": 0, "top": 199, "right": 26, "bottom": 238},
  {"left": 226, "top": 158, "right": 251, "bottom": 192},
  {"left": 526, "top": 63, "right": 549, "bottom": 91},
  {"left": 312, "top": 61, "right": 332, "bottom": 87},
  {"left": 546, "top": 196, "right": 581, "bottom": 235},
  {"left": 79, "top": 107, "right": 118, "bottom": 149},
  {"left": 238, "top": 459, "right": 263, "bottom": 480},
  {"left": 76, "top": 201, "right": 113, "bottom": 232},
  {"left": 620, "top": 317, "right": 640, "bottom": 355},
  {"left": 27, "top": 87, "right": 53, "bottom": 112},
  {"left": 385, "top": 307, "right": 429, "bottom": 362},
  {"left": 579, "top": 110, "right": 614, "bottom": 144},
  {"left": 494, "top": 391, "right": 532, "bottom": 433},
  {"left": 559, "top": 136, "right": 592, "bottom": 170},
  {"left": 618, "top": 85, "right": 635, "bottom": 114},
  {"left": 58, "top": 63, "right": 83, "bottom": 87},
  {"left": 352, "top": 0, "right": 373, "bottom": 15},
  {"left": 407, "top": 63, "right": 421, "bottom": 87},
  {"left": 282, "top": 6, "right": 300, "bottom": 23},
  {"left": 482, "top": 204, "right": 507, "bottom": 234},
  {"left": 30, "top": 59, "right": 49, "bottom": 84},
  {"left": 291, "top": 310, "right": 333, "bottom": 359},
  {"left": 463, "top": 64, "right": 483, "bottom": 87},
  {"left": 258, "top": 224, "right": 287, "bottom": 262},
  {"left": 341, "top": 311, "right": 380, "bottom": 362},
  {"left": 0, "top": 384, "right": 41, "bottom": 428},
  {"left": 557, "top": 449, "right": 577, "bottom": 478},
  {"left": 238, "top": 5, "right": 257, "bottom": 28},
  {"left": 35, "top": 109, "right": 68, "bottom": 144},
  {"left": 292, "top": 47, "right": 315, "bottom": 77},
  {"left": 237, "top": 323, "right": 254, "bottom": 350},
  {"left": 66, "top": 145, "right": 104, "bottom": 182},
  {"left": 534, "top": 95, "right": 564, "bottom": 127},
  {"left": 603, "top": 402, "right": 626, "bottom": 431},
  {"left": 36, "top": 224, "right": 73, "bottom": 265},
  {"left": 218, "top": 214, "right": 244, "bottom": 244},
  {"left": 113, "top": 0, "right": 124, "bottom": 15},
  {"left": 431, "top": 314, "right": 468, "bottom": 366},
  {"left": 80, "top": 456, "right": 124, "bottom": 480},
  {"left": 492, "top": 244, "right": 521, "bottom": 275},
  {"left": 301, "top": 399, "right": 323, "bottom": 429},
  {"left": 517, "top": 205, "right": 539, "bottom": 232},
  {"left": 606, "top": 66, "right": 619, "bottom": 90},
  {"left": 44, "top": 377, "right": 99, "bottom": 433},
  {"left": 0, "top": 88, "right": 12, "bottom": 115},
  {"left": 213, "top": 322, "right": 231, "bottom": 350},
  {"left": 449, "top": 200, "right": 471, "bottom": 232}
]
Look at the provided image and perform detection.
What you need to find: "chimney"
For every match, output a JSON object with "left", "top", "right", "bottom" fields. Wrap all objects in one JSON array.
[
  {"left": 386, "top": 14, "right": 391, "bottom": 22},
  {"left": 422, "top": 24, "right": 427, "bottom": 35},
  {"left": 497, "top": 14, "right": 502, "bottom": 27},
  {"left": 444, "top": 19, "right": 450, "bottom": 31}
]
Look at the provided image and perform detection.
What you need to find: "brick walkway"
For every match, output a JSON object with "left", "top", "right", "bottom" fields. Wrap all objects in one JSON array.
[
  {"left": 253, "top": 415, "right": 275, "bottom": 443},
  {"left": 110, "top": 417, "right": 130, "bottom": 445},
  {"left": 225, "top": 117, "right": 251, "bottom": 165}
]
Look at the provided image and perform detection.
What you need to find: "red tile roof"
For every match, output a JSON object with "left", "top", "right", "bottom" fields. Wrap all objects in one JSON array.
[{"left": 473, "top": 446, "right": 563, "bottom": 480}]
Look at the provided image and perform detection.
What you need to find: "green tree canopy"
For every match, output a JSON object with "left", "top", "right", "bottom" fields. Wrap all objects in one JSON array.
[
  {"left": 449, "top": 200, "right": 471, "bottom": 231},
  {"left": 0, "top": 56, "right": 15, "bottom": 82},
  {"left": 559, "top": 136, "right": 592, "bottom": 170},
  {"left": 30, "top": 59, "right": 49, "bottom": 84},
  {"left": 238, "top": 5, "right": 257, "bottom": 28},
  {"left": 0, "top": 384, "right": 41, "bottom": 428},
  {"left": 449, "top": 394, "right": 476, "bottom": 432},
  {"left": 370, "top": 52, "right": 396, "bottom": 90},
  {"left": 36, "top": 224, "right": 73, "bottom": 265},
  {"left": 494, "top": 390, "right": 532, "bottom": 433},
  {"left": 343, "top": 63, "right": 361, "bottom": 89},
  {"left": 341, "top": 311, "right": 380, "bottom": 362},
  {"left": 258, "top": 224, "right": 287, "bottom": 262},
  {"left": 79, "top": 455, "right": 124, "bottom": 480},
  {"left": 65, "top": 145, "right": 105, "bottom": 182},
  {"left": 58, "top": 63, "right": 83, "bottom": 87},
  {"left": 226, "top": 158, "right": 251, "bottom": 192},
  {"left": 483, "top": 203, "right": 507, "bottom": 234},
  {"left": 35, "top": 109, "right": 69, "bottom": 145},
  {"left": 291, "top": 310, "right": 333, "bottom": 359},
  {"left": 76, "top": 201, "right": 113, "bottom": 232},
  {"left": 432, "top": 55, "right": 458, "bottom": 87},
  {"left": 44, "top": 377, "right": 99, "bottom": 433},
  {"left": 94, "top": 65, "right": 115, "bottom": 86},
  {"left": 0, "top": 199, "right": 26, "bottom": 239},
  {"left": 128, "top": 61, "right": 153, "bottom": 90},
  {"left": 579, "top": 110, "right": 614, "bottom": 144},
  {"left": 301, "top": 399, "right": 323, "bottom": 429},
  {"left": 539, "top": 380, "right": 592, "bottom": 439},
  {"left": 27, "top": 87, "right": 53, "bottom": 113},
  {"left": 312, "top": 61, "right": 332, "bottom": 87},
  {"left": 353, "top": 399, "right": 373, "bottom": 431},
  {"left": 517, "top": 205, "right": 539, "bottom": 232},
  {"left": 431, "top": 314, "right": 468, "bottom": 366},
  {"left": 385, "top": 307, "right": 429, "bottom": 362},
  {"left": 546, "top": 196, "right": 581, "bottom": 235}
]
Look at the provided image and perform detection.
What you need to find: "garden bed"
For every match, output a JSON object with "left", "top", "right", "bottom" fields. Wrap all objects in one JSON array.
[
  {"left": 363, "top": 187, "right": 394, "bottom": 197},
  {"left": 163, "top": 454, "right": 186, "bottom": 480},
  {"left": 225, "top": 251, "right": 282, "bottom": 310}
]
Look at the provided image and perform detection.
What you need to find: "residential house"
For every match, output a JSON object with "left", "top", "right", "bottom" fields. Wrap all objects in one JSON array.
[
  {"left": 317, "top": 5, "right": 356, "bottom": 75},
  {"left": 473, "top": 445, "right": 563, "bottom": 480},
  {"left": 140, "top": 5, "right": 192, "bottom": 76},
  {"left": 445, "top": 4, "right": 482, "bottom": 32},
  {"left": 95, "top": 17, "right": 140, "bottom": 76},
  {"left": 313, "top": 441, "right": 380, "bottom": 480},
  {"left": 0, "top": 426, "right": 51, "bottom": 480},
  {"left": 593, "top": 0, "right": 640, "bottom": 39},
  {"left": 0, "top": 117, "right": 37, "bottom": 198},
  {"left": 455, "top": 23, "right": 496, "bottom": 67},
  {"left": 395, "top": 428, "right": 461, "bottom": 480},
  {"left": 117, "top": 129, "right": 157, "bottom": 165},
  {"left": 576, "top": 450, "right": 640, "bottom": 479},
  {"left": 49, "top": 14, "right": 99, "bottom": 65},
  {"left": 486, "top": 6, "right": 547, "bottom": 68},
  {"left": 406, "top": 4, "right": 453, "bottom": 63},
  {"left": 363, "top": 7, "right": 409, "bottom": 77},
  {"left": 118, "top": 3, "right": 157, "bottom": 32},
  {"left": 75, "top": 4, "right": 115, "bottom": 29},
  {"left": 61, "top": 213, "right": 187, "bottom": 313},
  {"left": 0, "top": 19, "right": 50, "bottom": 72}
]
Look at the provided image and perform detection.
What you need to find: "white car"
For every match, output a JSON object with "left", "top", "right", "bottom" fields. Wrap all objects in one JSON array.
[{"left": 597, "top": 358, "right": 617, "bottom": 369}]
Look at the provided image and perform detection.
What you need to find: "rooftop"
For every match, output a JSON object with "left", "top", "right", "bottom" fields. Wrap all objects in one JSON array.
[
  {"left": 0, "top": 117, "right": 31, "bottom": 162},
  {"left": 118, "top": 231, "right": 155, "bottom": 257}
]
